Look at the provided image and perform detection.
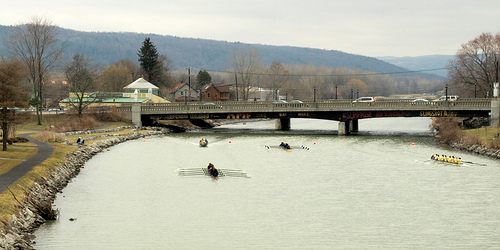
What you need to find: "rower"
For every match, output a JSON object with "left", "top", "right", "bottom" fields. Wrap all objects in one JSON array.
[
  {"left": 448, "top": 155, "right": 453, "bottom": 163},
  {"left": 207, "top": 163, "right": 218, "bottom": 179}
]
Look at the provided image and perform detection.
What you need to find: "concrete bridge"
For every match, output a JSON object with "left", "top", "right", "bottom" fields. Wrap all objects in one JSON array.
[{"left": 117, "top": 98, "right": 499, "bottom": 135}]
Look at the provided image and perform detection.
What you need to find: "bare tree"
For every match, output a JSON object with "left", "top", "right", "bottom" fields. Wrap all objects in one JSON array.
[
  {"left": 267, "top": 61, "right": 290, "bottom": 101},
  {"left": 65, "top": 54, "right": 101, "bottom": 117},
  {"left": 230, "top": 47, "right": 263, "bottom": 101},
  {"left": 447, "top": 32, "right": 500, "bottom": 97},
  {"left": 100, "top": 62, "right": 133, "bottom": 92},
  {"left": 6, "top": 16, "right": 63, "bottom": 125},
  {"left": 0, "top": 58, "right": 29, "bottom": 151}
]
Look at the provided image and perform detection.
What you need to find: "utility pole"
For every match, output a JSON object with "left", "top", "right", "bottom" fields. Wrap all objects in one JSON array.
[{"left": 235, "top": 73, "right": 238, "bottom": 101}]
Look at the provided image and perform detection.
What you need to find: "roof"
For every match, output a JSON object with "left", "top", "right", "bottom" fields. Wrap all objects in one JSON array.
[
  {"left": 60, "top": 97, "right": 149, "bottom": 103},
  {"left": 202, "top": 83, "right": 230, "bottom": 93},
  {"left": 170, "top": 82, "right": 200, "bottom": 94},
  {"left": 124, "top": 78, "right": 159, "bottom": 90}
]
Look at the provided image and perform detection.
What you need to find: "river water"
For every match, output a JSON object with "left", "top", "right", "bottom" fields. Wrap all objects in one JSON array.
[{"left": 34, "top": 118, "right": 499, "bottom": 249}]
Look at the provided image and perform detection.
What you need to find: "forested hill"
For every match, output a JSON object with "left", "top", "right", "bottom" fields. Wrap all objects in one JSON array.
[{"left": 0, "top": 25, "right": 441, "bottom": 79}]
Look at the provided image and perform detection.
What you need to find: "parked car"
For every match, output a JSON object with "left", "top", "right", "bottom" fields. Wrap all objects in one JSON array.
[
  {"left": 273, "top": 100, "right": 287, "bottom": 103},
  {"left": 353, "top": 97, "right": 375, "bottom": 102},
  {"left": 288, "top": 100, "right": 303, "bottom": 103},
  {"left": 412, "top": 98, "right": 429, "bottom": 102},
  {"left": 433, "top": 95, "right": 459, "bottom": 101},
  {"left": 201, "top": 102, "right": 222, "bottom": 108}
]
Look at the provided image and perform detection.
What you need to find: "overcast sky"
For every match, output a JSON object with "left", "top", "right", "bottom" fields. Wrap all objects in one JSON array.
[{"left": 2, "top": 0, "right": 499, "bottom": 57}]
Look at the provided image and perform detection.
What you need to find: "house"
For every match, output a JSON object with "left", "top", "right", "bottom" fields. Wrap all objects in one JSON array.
[
  {"left": 202, "top": 83, "right": 230, "bottom": 102},
  {"left": 247, "top": 87, "right": 275, "bottom": 101},
  {"left": 170, "top": 82, "right": 200, "bottom": 102},
  {"left": 59, "top": 78, "right": 170, "bottom": 109},
  {"left": 123, "top": 77, "right": 160, "bottom": 97}
]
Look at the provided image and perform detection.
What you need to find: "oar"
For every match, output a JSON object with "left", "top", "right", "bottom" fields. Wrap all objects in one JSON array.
[
  {"left": 462, "top": 161, "right": 487, "bottom": 166},
  {"left": 225, "top": 174, "right": 250, "bottom": 178},
  {"left": 177, "top": 173, "right": 206, "bottom": 176}
]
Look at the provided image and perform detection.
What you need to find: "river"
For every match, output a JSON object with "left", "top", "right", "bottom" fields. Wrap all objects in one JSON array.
[{"left": 33, "top": 118, "right": 499, "bottom": 249}]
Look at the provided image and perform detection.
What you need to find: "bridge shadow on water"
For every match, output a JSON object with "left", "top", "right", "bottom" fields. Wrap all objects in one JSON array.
[{"left": 183, "top": 117, "right": 436, "bottom": 137}]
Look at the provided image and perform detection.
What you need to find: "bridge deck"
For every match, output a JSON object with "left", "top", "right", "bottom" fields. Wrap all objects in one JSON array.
[{"left": 118, "top": 98, "right": 491, "bottom": 115}]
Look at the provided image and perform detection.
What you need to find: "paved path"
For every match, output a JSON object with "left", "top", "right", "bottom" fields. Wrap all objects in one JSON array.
[{"left": 0, "top": 133, "right": 54, "bottom": 194}]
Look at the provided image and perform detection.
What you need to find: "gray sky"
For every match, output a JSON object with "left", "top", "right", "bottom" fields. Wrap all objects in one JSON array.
[{"left": 2, "top": 0, "right": 499, "bottom": 57}]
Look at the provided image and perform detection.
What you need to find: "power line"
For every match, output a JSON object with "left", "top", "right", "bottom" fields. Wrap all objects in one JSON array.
[{"left": 178, "top": 67, "right": 448, "bottom": 77}]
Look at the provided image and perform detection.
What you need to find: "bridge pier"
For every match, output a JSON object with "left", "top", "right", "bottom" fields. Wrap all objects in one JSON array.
[
  {"left": 275, "top": 118, "right": 291, "bottom": 131},
  {"left": 338, "top": 120, "right": 358, "bottom": 135},
  {"left": 351, "top": 119, "right": 359, "bottom": 132},
  {"left": 338, "top": 122, "right": 349, "bottom": 135},
  {"left": 492, "top": 98, "right": 500, "bottom": 127},
  {"left": 131, "top": 103, "right": 142, "bottom": 126}
]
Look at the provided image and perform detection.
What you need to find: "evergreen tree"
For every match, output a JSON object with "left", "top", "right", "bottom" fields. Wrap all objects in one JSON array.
[
  {"left": 137, "top": 37, "right": 161, "bottom": 84},
  {"left": 196, "top": 70, "right": 212, "bottom": 88}
]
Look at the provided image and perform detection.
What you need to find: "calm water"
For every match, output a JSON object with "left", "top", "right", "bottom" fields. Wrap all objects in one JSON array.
[{"left": 34, "top": 118, "right": 500, "bottom": 249}]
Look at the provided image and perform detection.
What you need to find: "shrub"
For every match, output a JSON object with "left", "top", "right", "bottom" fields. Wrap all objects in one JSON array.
[
  {"left": 37, "top": 131, "right": 65, "bottom": 143},
  {"left": 92, "top": 107, "right": 128, "bottom": 122},
  {"left": 45, "top": 115, "right": 102, "bottom": 132},
  {"left": 431, "top": 117, "right": 463, "bottom": 144}
]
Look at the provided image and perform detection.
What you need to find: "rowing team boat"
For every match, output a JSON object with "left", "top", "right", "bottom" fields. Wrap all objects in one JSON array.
[{"left": 431, "top": 154, "right": 462, "bottom": 165}]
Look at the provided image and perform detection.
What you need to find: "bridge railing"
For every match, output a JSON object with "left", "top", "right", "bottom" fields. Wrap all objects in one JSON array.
[{"left": 115, "top": 98, "right": 493, "bottom": 113}]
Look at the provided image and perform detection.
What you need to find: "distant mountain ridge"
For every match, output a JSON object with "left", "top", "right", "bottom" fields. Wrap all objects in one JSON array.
[
  {"left": 377, "top": 55, "right": 454, "bottom": 78},
  {"left": 0, "top": 25, "right": 445, "bottom": 79}
]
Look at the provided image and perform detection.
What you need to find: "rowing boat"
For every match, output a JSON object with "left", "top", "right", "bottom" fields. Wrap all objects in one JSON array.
[
  {"left": 176, "top": 168, "right": 251, "bottom": 178},
  {"left": 430, "top": 155, "right": 462, "bottom": 165},
  {"left": 279, "top": 143, "right": 292, "bottom": 152},
  {"left": 199, "top": 140, "right": 208, "bottom": 147}
]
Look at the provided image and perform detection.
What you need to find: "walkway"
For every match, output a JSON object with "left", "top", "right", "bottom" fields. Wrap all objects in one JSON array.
[{"left": 0, "top": 133, "right": 54, "bottom": 194}]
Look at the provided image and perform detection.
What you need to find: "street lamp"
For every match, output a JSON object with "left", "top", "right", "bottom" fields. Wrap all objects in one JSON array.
[
  {"left": 187, "top": 67, "right": 191, "bottom": 103},
  {"left": 313, "top": 88, "right": 316, "bottom": 102},
  {"left": 475, "top": 83, "right": 477, "bottom": 98},
  {"left": 335, "top": 85, "right": 338, "bottom": 100}
]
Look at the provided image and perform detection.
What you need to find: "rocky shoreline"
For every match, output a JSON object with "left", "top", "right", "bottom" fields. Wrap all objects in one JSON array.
[
  {"left": 0, "top": 127, "right": 170, "bottom": 249},
  {"left": 447, "top": 140, "right": 500, "bottom": 159}
]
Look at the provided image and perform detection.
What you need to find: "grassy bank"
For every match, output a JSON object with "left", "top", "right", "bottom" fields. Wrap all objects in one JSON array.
[
  {"left": 463, "top": 126, "right": 500, "bottom": 148},
  {"left": 432, "top": 117, "right": 500, "bottom": 149},
  {"left": 0, "top": 113, "right": 136, "bottom": 226}
]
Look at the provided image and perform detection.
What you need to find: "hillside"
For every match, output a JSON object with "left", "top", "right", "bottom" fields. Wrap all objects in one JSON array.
[
  {"left": 378, "top": 55, "right": 453, "bottom": 78},
  {"left": 0, "top": 25, "right": 442, "bottom": 79}
]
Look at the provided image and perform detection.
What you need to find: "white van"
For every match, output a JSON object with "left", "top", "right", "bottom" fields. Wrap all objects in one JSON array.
[
  {"left": 433, "top": 95, "right": 459, "bottom": 101},
  {"left": 353, "top": 97, "right": 375, "bottom": 102}
]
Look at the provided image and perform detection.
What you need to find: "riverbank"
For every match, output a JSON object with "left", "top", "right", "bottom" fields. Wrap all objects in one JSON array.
[
  {"left": 431, "top": 117, "right": 500, "bottom": 159},
  {"left": 0, "top": 127, "right": 170, "bottom": 249},
  {"left": 446, "top": 140, "right": 500, "bottom": 159}
]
